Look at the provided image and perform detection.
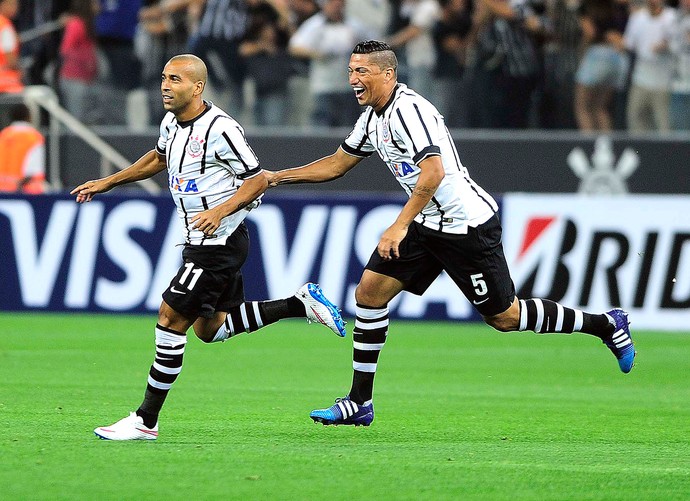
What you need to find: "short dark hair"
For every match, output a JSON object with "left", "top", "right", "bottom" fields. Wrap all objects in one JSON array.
[
  {"left": 353, "top": 40, "right": 393, "bottom": 54},
  {"left": 352, "top": 40, "right": 398, "bottom": 73}
]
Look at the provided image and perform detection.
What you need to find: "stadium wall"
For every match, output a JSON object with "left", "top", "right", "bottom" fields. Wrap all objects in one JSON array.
[
  {"left": 59, "top": 129, "right": 690, "bottom": 195},
  {"left": 1, "top": 193, "right": 688, "bottom": 330}
]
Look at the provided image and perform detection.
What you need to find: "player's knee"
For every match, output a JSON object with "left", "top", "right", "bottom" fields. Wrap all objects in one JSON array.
[
  {"left": 483, "top": 314, "right": 517, "bottom": 333},
  {"left": 354, "top": 284, "right": 381, "bottom": 308},
  {"left": 195, "top": 330, "right": 215, "bottom": 343},
  {"left": 192, "top": 318, "right": 223, "bottom": 343}
]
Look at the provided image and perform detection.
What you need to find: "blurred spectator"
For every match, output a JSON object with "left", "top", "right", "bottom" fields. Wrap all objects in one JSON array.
[
  {"left": 288, "top": 0, "right": 372, "bottom": 126},
  {"left": 624, "top": 0, "right": 676, "bottom": 132},
  {"left": 471, "top": 0, "right": 544, "bottom": 128},
  {"left": 388, "top": 0, "right": 441, "bottom": 103},
  {"left": 573, "top": 0, "right": 628, "bottom": 131},
  {"left": 289, "top": 0, "right": 319, "bottom": 26},
  {"left": 0, "top": 0, "right": 23, "bottom": 93},
  {"left": 59, "top": 0, "right": 99, "bottom": 122},
  {"left": 670, "top": 0, "right": 690, "bottom": 130},
  {"left": 15, "top": 0, "right": 70, "bottom": 87},
  {"left": 240, "top": 3, "right": 293, "bottom": 126},
  {"left": 0, "top": 103, "right": 46, "bottom": 193},
  {"left": 248, "top": 0, "right": 292, "bottom": 30},
  {"left": 188, "top": 0, "right": 250, "bottom": 118},
  {"left": 541, "top": 0, "right": 581, "bottom": 129},
  {"left": 94, "top": 0, "right": 143, "bottom": 125},
  {"left": 137, "top": 0, "right": 194, "bottom": 124},
  {"left": 346, "top": 0, "right": 390, "bottom": 40},
  {"left": 285, "top": 0, "right": 318, "bottom": 126},
  {"left": 432, "top": 0, "right": 472, "bottom": 127}
]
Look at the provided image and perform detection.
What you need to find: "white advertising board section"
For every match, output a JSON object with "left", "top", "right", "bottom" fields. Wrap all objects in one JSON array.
[
  {"left": 502, "top": 194, "right": 689, "bottom": 330},
  {"left": 1, "top": 194, "right": 687, "bottom": 329}
]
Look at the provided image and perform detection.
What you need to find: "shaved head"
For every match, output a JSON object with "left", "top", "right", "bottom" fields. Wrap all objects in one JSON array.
[
  {"left": 167, "top": 54, "right": 208, "bottom": 86},
  {"left": 161, "top": 54, "right": 209, "bottom": 121}
]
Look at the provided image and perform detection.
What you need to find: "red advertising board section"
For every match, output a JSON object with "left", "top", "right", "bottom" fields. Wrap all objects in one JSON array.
[{"left": 1, "top": 193, "right": 688, "bottom": 329}]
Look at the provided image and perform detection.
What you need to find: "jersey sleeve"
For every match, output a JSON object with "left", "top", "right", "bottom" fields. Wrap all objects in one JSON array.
[
  {"left": 215, "top": 121, "right": 261, "bottom": 179},
  {"left": 391, "top": 98, "right": 442, "bottom": 165},
  {"left": 341, "top": 109, "right": 376, "bottom": 158},
  {"left": 156, "top": 113, "right": 174, "bottom": 155}
]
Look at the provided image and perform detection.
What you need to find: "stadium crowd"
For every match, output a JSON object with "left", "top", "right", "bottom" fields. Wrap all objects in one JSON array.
[{"left": 3, "top": 0, "right": 690, "bottom": 131}]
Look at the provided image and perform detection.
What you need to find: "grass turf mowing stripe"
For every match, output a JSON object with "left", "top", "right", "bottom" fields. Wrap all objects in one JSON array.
[{"left": 0, "top": 313, "right": 689, "bottom": 500}]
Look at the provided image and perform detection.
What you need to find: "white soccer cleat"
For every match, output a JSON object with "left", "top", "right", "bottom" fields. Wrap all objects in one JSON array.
[
  {"left": 94, "top": 412, "right": 159, "bottom": 441},
  {"left": 296, "top": 283, "right": 347, "bottom": 337}
]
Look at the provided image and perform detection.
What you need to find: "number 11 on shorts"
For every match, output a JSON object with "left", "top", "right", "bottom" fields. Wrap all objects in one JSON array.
[{"left": 178, "top": 262, "right": 203, "bottom": 290}]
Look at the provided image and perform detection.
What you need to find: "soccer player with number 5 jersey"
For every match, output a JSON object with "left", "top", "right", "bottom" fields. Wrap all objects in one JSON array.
[{"left": 265, "top": 41, "right": 636, "bottom": 427}]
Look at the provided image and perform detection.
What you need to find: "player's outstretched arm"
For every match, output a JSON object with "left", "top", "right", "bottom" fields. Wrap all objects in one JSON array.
[
  {"left": 70, "top": 150, "right": 166, "bottom": 203},
  {"left": 265, "top": 147, "right": 361, "bottom": 187}
]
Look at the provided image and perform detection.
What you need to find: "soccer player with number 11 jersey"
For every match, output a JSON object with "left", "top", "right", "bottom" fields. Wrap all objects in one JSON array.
[{"left": 72, "top": 54, "right": 346, "bottom": 440}]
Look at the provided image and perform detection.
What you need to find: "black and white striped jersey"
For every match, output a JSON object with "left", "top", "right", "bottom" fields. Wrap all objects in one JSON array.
[
  {"left": 341, "top": 84, "right": 498, "bottom": 234},
  {"left": 156, "top": 102, "right": 262, "bottom": 246}
]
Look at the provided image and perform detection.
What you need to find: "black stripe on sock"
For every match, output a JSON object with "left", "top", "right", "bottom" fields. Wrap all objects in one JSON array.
[
  {"left": 150, "top": 367, "right": 178, "bottom": 385},
  {"left": 356, "top": 315, "right": 389, "bottom": 324},
  {"left": 229, "top": 309, "right": 246, "bottom": 334},
  {"left": 353, "top": 327, "right": 387, "bottom": 344},
  {"left": 540, "top": 300, "right": 558, "bottom": 333},
  {"left": 562, "top": 308, "right": 575, "bottom": 332},
  {"left": 145, "top": 384, "right": 167, "bottom": 395},
  {"left": 155, "top": 323, "right": 185, "bottom": 336},
  {"left": 353, "top": 349, "right": 380, "bottom": 364},
  {"left": 244, "top": 303, "right": 261, "bottom": 332},
  {"left": 525, "top": 299, "right": 537, "bottom": 331},
  {"left": 154, "top": 354, "right": 183, "bottom": 368}
]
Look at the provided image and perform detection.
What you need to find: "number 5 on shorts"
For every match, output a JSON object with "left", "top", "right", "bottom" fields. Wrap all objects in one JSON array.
[{"left": 471, "top": 273, "right": 488, "bottom": 296}]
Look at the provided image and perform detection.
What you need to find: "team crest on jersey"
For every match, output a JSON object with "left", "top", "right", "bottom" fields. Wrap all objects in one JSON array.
[
  {"left": 186, "top": 135, "right": 205, "bottom": 158},
  {"left": 381, "top": 119, "right": 390, "bottom": 143}
]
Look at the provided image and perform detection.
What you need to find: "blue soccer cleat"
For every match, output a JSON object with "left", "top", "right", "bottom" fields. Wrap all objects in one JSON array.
[
  {"left": 310, "top": 396, "right": 374, "bottom": 426},
  {"left": 296, "top": 283, "right": 347, "bottom": 337},
  {"left": 604, "top": 309, "right": 636, "bottom": 373}
]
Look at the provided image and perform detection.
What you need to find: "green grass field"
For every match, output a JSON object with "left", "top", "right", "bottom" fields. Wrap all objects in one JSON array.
[{"left": 0, "top": 313, "right": 689, "bottom": 500}]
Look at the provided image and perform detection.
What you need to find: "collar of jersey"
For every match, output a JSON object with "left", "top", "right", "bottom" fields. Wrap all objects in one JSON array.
[
  {"left": 374, "top": 83, "right": 401, "bottom": 117},
  {"left": 176, "top": 101, "right": 213, "bottom": 128}
]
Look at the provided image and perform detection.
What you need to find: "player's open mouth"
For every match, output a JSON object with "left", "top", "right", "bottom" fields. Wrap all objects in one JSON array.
[
  {"left": 353, "top": 87, "right": 365, "bottom": 99},
  {"left": 162, "top": 95, "right": 173, "bottom": 103}
]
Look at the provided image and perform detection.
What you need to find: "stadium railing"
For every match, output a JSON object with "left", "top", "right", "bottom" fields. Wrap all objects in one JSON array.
[{"left": 0, "top": 86, "right": 160, "bottom": 194}]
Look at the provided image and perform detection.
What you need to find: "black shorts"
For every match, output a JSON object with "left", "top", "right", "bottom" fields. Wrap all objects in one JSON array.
[
  {"left": 365, "top": 214, "right": 515, "bottom": 316},
  {"left": 162, "top": 223, "right": 249, "bottom": 319}
]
